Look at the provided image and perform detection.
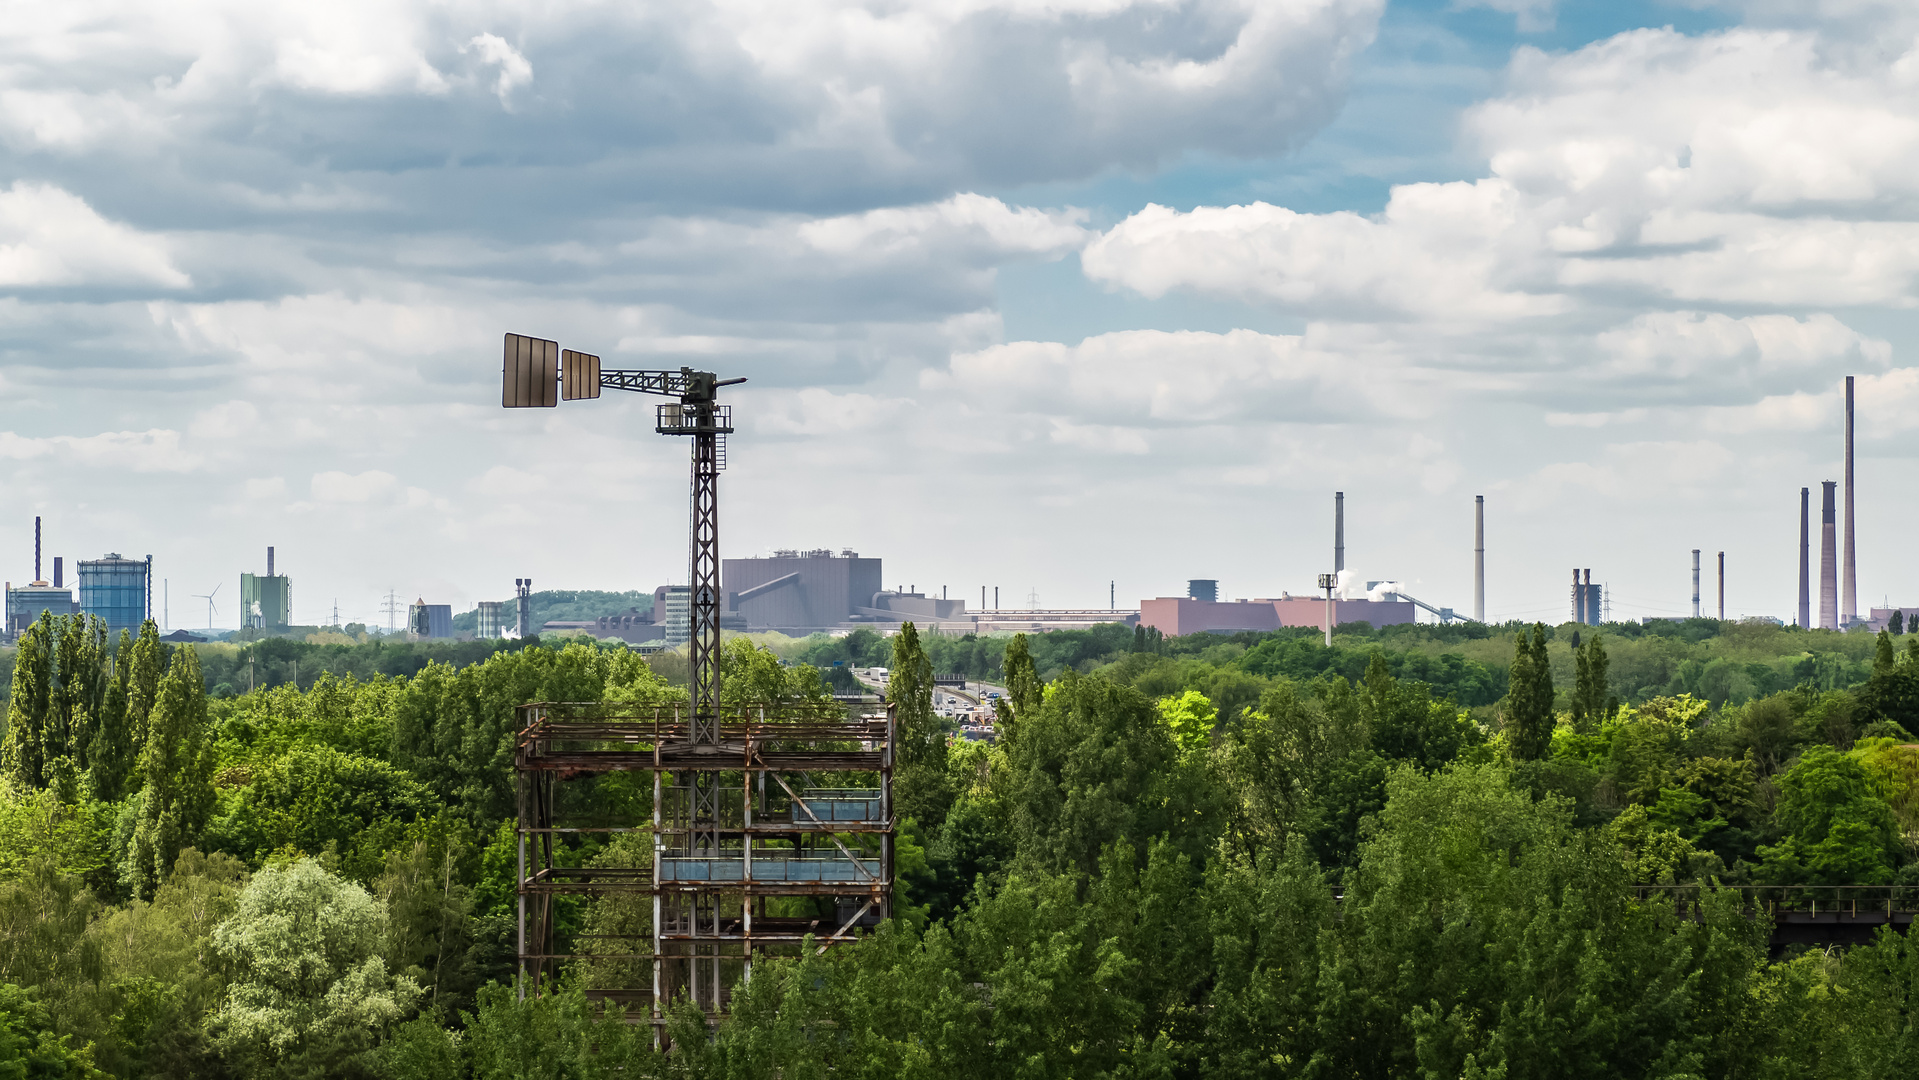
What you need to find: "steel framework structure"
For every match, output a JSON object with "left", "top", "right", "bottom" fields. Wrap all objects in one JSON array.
[
  {"left": 514, "top": 701, "right": 895, "bottom": 1024},
  {"left": 501, "top": 334, "right": 893, "bottom": 1028}
]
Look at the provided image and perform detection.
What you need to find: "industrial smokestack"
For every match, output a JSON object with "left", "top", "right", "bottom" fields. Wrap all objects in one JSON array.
[
  {"left": 53, "top": 557, "right": 61, "bottom": 590},
  {"left": 1334, "top": 491, "right": 1345, "bottom": 574},
  {"left": 1692, "top": 549, "right": 1701, "bottom": 618},
  {"left": 1474, "top": 496, "right": 1484, "bottom": 622},
  {"left": 1717, "top": 552, "right": 1724, "bottom": 621},
  {"left": 268, "top": 546, "right": 275, "bottom": 577},
  {"left": 1821, "top": 481, "right": 1838, "bottom": 629},
  {"left": 33, "top": 517, "right": 40, "bottom": 584},
  {"left": 1843, "top": 375, "right": 1856, "bottom": 627},
  {"left": 1573, "top": 568, "right": 1583, "bottom": 624},
  {"left": 1799, "top": 487, "right": 1811, "bottom": 629}
]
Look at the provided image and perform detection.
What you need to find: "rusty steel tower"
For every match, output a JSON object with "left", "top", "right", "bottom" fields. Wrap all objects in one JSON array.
[{"left": 500, "top": 334, "right": 894, "bottom": 1031}]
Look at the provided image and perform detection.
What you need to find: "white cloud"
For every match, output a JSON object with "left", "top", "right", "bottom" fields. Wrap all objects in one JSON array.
[
  {"left": 1595, "top": 311, "right": 1890, "bottom": 380},
  {"left": 927, "top": 327, "right": 1421, "bottom": 426},
  {"left": 0, "top": 0, "right": 1383, "bottom": 190},
  {"left": 464, "top": 33, "right": 532, "bottom": 104},
  {"left": 1084, "top": 28, "right": 1919, "bottom": 327},
  {"left": 0, "top": 182, "right": 188, "bottom": 288}
]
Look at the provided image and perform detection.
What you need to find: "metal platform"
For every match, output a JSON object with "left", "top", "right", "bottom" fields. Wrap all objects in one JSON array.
[{"left": 515, "top": 700, "right": 895, "bottom": 1028}]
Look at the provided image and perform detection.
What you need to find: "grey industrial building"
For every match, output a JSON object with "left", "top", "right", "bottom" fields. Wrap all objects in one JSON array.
[{"left": 724, "top": 549, "right": 884, "bottom": 631}]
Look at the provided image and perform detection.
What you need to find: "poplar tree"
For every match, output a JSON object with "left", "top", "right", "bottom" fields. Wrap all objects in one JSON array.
[
  {"left": 1, "top": 612, "right": 55, "bottom": 790},
  {"left": 49, "top": 615, "right": 108, "bottom": 784},
  {"left": 88, "top": 629, "right": 136, "bottom": 802},
  {"left": 1002, "top": 633, "right": 1043, "bottom": 742},
  {"left": 125, "top": 620, "right": 163, "bottom": 756},
  {"left": 888, "top": 622, "right": 950, "bottom": 827},
  {"left": 1505, "top": 623, "right": 1555, "bottom": 760},
  {"left": 126, "top": 644, "right": 215, "bottom": 898},
  {"left": 1570, "top": 634, "right": 1611, "bottom": 735}
]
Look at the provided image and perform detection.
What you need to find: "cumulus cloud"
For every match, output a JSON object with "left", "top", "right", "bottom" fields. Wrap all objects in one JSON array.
[
  {"left": 926, "top": 327, "right": 1424, "bottom": 430},
  {"left": 1087, "top": 29, "right": 1919, "bottom": 314},
  {"left": 464, "top": 33, "right": 532, "bottom": 104},
  {"left": 0, "top": 182, "right": 188, "bottom": 288},
  {"left": 0, "top": 0, "right": 1383, "bottom": 199}
]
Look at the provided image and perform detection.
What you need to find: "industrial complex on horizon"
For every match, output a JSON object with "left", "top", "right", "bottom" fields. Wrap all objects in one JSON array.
[{"left": 3, "top": 372, "right": 1902, "bottom": 646}]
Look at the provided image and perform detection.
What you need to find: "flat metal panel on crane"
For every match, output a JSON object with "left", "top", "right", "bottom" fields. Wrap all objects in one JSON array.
[
  {"left": 561, "top": 350, "right": 601, "bottom": 399},
  {"left": 503, "top": 333, "right": 558, "bottom": 408}
]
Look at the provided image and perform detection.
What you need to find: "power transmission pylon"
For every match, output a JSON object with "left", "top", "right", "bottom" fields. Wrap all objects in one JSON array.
[{"left": 380, "top": 591, "right": 401, "bottom": 632}]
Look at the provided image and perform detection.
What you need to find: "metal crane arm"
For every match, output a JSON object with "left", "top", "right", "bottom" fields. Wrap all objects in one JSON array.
[{"left": 599, "top": 368, "right": 746, "bottom": 403}]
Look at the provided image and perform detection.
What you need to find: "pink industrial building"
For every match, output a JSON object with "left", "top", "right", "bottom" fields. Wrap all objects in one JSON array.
[{"left": 1139, "top": 596, "right": 1416, "bottom": 637}]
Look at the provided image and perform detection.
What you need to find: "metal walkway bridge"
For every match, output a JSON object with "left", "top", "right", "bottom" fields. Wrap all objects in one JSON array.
[{"left": 1633, "top": 885, "right": 1919, "bottom": 951}]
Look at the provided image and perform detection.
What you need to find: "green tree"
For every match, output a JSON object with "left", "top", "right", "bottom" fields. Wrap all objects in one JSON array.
[
  {"left": 1759, "top": 745, "right": 1901, "bottom": 885},
  {"left": 1002, "top": 633, "right": 1042, "bottom": 737},
  {"left": 125, "top": 645, "right": 215, "bottom": 899},
  {"left": 1156, "top": 690, "right": 1216, "bottom": 759},
  {"left": 1005, "top": 670, "right": 1185, "bottom": 875},
  {"left": 1876, "top": 629, "right": 1897, "bottom": 676},
  {"left": 1571, "top": 633, "right": 1612, "bottom": 734},
  {"left": 0, "top": 983, "right": 104, "bottom": 1079},
  {"left": 48, "top": 617, "right": 108, "bottom": 794},
  {"left": 208, "top": 858, "right": 420, "bottom": 1078},
  {"left": 2, "top": 613, "right": 55, "bottom": 791},
  {"left": 890, "top": 622, "right": 950, "bottom": 828},
  {"left": 1505, "top": 623, "right": 1555, "bottom": 760},
  {"left": 86, "top": 630, "right": 136, "bottom": 803},
  {"left": 125, "top": 621, "right": 163, "bottom": 759}
]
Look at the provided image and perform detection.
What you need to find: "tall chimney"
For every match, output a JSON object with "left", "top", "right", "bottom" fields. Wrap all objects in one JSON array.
[
  {"left": 1573, "top": 568, "right": 1583, "bottom": 625},
  {"left": 1820, "top": 481, "right": 1838, "bottom": 629},
  {"left": 53, "top": 557, "right": 61, "bottom": 590},
  {"left": 1799, "top": 487, "right": 1811, "bottom": 629},
  {"left": 1717, "top": 552, "right": 1724, "bottom": 621},
  {"left": 268, "top": 546, "right": 275, "bottom": 577},
  {"left": 1692, "top": 549, "right": 1701, "bottom": 618},
  {"left": 1843, "top": 375, "right": 1856, "bottom": 628},
  {"left": 1585, "top": 569, "right": 1595, "bottom": 625},
  {"left": 1474, "top": 496, "right": 1485, "bottom": 622},
  {"left": 33, "top": 517, "right": 40, "bottom": 584},
  {"left": 1334, "top": 491, "right": 1345, "bottom": 574}
]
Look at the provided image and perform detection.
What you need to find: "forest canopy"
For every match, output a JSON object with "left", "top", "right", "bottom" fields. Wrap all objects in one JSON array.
[{"left": 0, "top": 610, "right": 1916, "bottom": 1077}]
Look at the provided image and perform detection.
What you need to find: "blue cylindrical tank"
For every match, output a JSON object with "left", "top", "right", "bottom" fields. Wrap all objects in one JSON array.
[{"left": 78, "top": 554, "right": 148, "bottom": 635}]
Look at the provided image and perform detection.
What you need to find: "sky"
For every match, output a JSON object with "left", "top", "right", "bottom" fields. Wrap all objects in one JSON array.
[{"left": 3, "top": 0, "right": 1918, "bottom": 630}]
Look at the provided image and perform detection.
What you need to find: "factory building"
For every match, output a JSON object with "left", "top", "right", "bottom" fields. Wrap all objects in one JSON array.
[
  {"left": 7, "top": 582, "right": 75, "bottom": 634},
  {"left": 1139, "top": 595, "right": 1416, "bottom": 637},
  {"left": 408, "top": 600, "right": 453, "bottom": 640},
  {"left": 476, "top": 600, "right": 506, "bottom": 639},
  {"left": 7, "top": 518, "right": 78, "bottom": 635},
  {"left": 241, "top": 546, "right": 292, "bottom": 629},
  {"left": 78, "top": 554, "right": 150, "bottom": 635},
  {"left": 723, "top": 548, "right": 883, "bottom": 632}
]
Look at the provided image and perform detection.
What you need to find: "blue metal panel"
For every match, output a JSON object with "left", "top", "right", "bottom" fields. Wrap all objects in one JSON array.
[
  {"left": 657, "top": 857, "right": 881, "bottom": 884},
  {"left": 792, "top": 797, "right": 884, "bottom": 823},
  {"left": 77, "top": 555, "right": 147, "bottom": 636}
]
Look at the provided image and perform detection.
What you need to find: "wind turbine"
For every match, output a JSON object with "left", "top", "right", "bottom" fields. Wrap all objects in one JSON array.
[{"left": 192, "top": 583, "right": 220, "bottom": 630}]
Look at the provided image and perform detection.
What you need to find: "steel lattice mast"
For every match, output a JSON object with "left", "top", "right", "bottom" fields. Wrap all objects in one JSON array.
[{"left": 502, "top": 334, "right": 741, "bottom": 731}]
